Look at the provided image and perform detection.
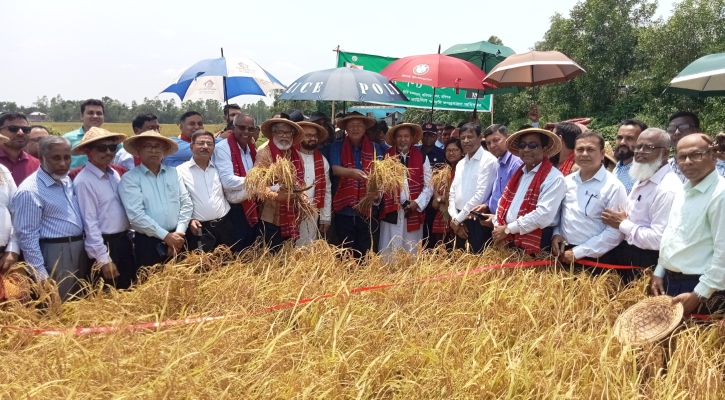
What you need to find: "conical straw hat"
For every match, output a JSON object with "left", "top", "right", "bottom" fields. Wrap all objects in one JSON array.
[
  {"left": 123, "top": 130, "right": 178, "bottom": 157},
  {"left": 71, "top": 127, "right": 127, "bottom": 155},
  {"left": 613, "top": 296, "right": 684, "bottom": 346}
]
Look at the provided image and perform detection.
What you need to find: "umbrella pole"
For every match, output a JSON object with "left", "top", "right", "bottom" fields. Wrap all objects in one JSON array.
[
  {"left": 221, "top": 47, "right": 228, "bottom": 106},
  {"left": 431, "top": 87, "right": 436, "bottom": 122}
]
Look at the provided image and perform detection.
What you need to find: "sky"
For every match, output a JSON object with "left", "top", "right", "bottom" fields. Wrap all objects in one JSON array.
[{"left": 2, "top": 0, "right": 680, "bottom": 107}]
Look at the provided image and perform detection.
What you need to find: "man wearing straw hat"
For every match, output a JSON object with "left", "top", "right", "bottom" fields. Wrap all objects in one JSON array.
[
  {"left": 551, "top": 131, "right": 628, "bottom": 268},
  {"left": 13, "top": 136, "right": 87, "bottom": 300},
  {"left": 378, "top": 123, "right": 432, "bottom": 255},
  {"left": 295, "top": 122, "right": 331, "bottom": 247},
  {"left": 255, "top": 118, "right": 307, "bottom": 249},
  {"left": 651, "top": 134, "right": 725, "bottom": 315},
  {"left": 72, "top": 127, "right": 138, "bottom": 289},
  {"left": 329, "top": 111, "right": 384, "bottom": 257},
  {"left": 480, "top": 128, "right": 565, "bottom": 254},
  {"left": 118, "top": 131, "right": 192, "bottom": 268}
]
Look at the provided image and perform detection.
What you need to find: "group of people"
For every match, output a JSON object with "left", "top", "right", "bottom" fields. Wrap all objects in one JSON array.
[{"left": 0, "top": 100, "right": 723, "bottom": 317}]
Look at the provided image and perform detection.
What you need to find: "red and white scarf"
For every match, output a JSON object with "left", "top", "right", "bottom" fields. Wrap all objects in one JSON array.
[
  {"left": 227, "top": 134, "right": 258, "bottom": 225},
  {"left": 332, "top": 136, "right": 375, "bottom": 216},
  {"left": 268, "top": 140, "right": 305, "bottom": 239},
  {"left": 558, "top": 152, "right": 576, "bottom": 175},
  {"left": 295, "top": 145, "right": 327, "bottom": 209},
  {"left": 379, "top": 147, "right": 424, "bottom": 232}
]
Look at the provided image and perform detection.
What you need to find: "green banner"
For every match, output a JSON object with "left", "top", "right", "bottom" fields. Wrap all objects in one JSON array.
[{"left": 337, "top": 51, "right": 491, "bottom": 112}]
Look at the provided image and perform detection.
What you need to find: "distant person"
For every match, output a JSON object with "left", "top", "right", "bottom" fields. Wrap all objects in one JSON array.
[
  {"left": 114, "top": 113, "right": 160, "bottom": 170},
  {"left": 162, "top": 111, "right": 205, "bottom": 167},
  {"left": 666, "top": 111, "right": 725, "bottom": 182},
  {"left": 441, "top": 125, "right": 455, "bottom": 143},
  {"left": 550, "top": 122, "right": 582, "bottom": 176},
  {"left": 26, "top": 125, "right": 49, "bottom": 159},
  {"left": 365, "top": 120, "right": 390, "bottom": 152},
  {"left": 215, "top": 104, "right": 242, "bottom": 139},
  {"left": 289, "top": 110, "right": 305, "bottom": 122},
  {"left": 63, "top": 99, "right": 105, "bottom": 169},
  {"left": 612, "top": 119, "right": 648, "bottom": 193},
  {"left": 0, "top": 112, "right": 40, "bottom": 185},
  {"left": 435, "top": 121, "right": 446, "bottom": 148},
  {"left": 272, "top": 113, "right": 290, "bottom": 120}
]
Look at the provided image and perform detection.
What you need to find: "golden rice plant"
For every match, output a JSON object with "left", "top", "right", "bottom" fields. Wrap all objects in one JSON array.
[
  {"left": 430, "top": 164, "right": 452, "bottom": 196},
  {"left": 354, "top": 156, "right": 408, "bottom": 212}
]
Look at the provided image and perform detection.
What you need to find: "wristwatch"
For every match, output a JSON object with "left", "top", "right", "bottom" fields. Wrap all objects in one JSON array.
[{"left": 504, "top": 226, "right": 511, "bottom": 235}]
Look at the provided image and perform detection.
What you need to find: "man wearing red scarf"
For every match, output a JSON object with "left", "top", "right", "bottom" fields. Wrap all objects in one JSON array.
[
  {"left": 483, "top": 128, "right": 567, "bottom": 254},
  {"left": 295, "top": 122, "right": 331, "bottom": 247},
  {"left": 550, "top": 122, "right": 582, "bottom": 176},
  {"left": 255, "top": 118, "right": 307, "bottom": 250},
  {"left": 213, "top": 113, "right": 259, "bottom": 251},
  {"left": 329, "top": 112, "right": 383, "bottom": 257},
  {"left": 379, "top": 124, "right": 432, "bottom": 255}
]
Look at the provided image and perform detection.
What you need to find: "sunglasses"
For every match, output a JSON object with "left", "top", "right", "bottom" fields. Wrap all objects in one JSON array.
[
  {"left": 0, "top": 125, "right": 32, "bottom": 134},
  {"left": 92, "top": 143, "right": 119, "bottom": 152},
  {"left": 235, "top": 125, "right": 256, "bottom": 133},
  {"left": 517, "top": 141, "right": 541, "bottom": 150}
]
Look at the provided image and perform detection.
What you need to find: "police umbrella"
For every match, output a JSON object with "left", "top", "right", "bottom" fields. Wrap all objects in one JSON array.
[{"left": 278, "top": 67, "right": 409, "bottom": 102}]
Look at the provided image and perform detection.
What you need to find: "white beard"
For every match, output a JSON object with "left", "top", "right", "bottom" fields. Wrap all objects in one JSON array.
[
  {"left": 629, "top": 160, "right": 663, "bottom": 182},
  {"left": 273, "top": 137, "right": 292, "bottom": 151}
]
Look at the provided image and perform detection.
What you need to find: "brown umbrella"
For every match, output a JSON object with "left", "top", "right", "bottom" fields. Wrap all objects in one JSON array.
[{"left": 483, "top": 51, "right": 585, "bottom": 87}]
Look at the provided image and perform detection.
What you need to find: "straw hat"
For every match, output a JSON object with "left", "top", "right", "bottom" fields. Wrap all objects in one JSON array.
[
  {"left": 122, "top": 130, "right": 179, "bottom": 157},
  {"left": 505, "top": 128, "right": 562, "bottom": 158},
  {"left": 70, "top": 127, "right": 127, "bottom": 156},
  {"left": 0, "top": 271, "right": 30, "bottom": 304},
  {"left": 613, "top": 296, "right": 684, "bottom": 346},
  {"left": 604, "top": 141, "right": 617, "bottom": 165},
  {"left": 335, "top": 111, "right": 376, "bottom": 130},
  {"left": 0, "top": 134, "right": 8, "bottom": 145},
  {"left": 385, "top": 123, "right": 423, "bottom": 147},
  {"left": 297, "top": 121, "right": 329, "bottom": 144},
  {"left": 260, "top": 118, "right": 304, "bottom": 145}
]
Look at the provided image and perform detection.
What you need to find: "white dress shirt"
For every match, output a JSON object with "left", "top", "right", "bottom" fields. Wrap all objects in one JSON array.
[
  {"left": 554, "top": 166, "right": 628, "bottom": 259},
  {"left": 299, "top": 150, "right": 332, "bottom": 223},
  {"left": 502, "top": 162, "right": 567, "bottom": 235},
  {"left": 448, "top": 146, "right": 497, "bottom": 224},
  {"left": 113, "top": 147, "right": 135, "bottom": 171},
  {"left": 177, "top": 158, "right": 231, "bottom": 222},
  {"left": 0, "top": 165, "right": 19, "bottom": 253},
  {"left": 618, "top": 164, "right": 683, "bottom": 250},
  {"left": 213, "top": 139, "right": 254, "bottom": 192},
  {"left": 75, "top": 163, "right": 130, "bottom": 264}
]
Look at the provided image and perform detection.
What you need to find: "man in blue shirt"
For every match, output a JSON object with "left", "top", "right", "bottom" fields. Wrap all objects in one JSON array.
[
  {"left": 63, "top": 99, "right": 105, "bottom": 169},
  {"left": 476, "top": 124, "right": 523, "bottom": 214},
  {"left": 162, "top": 111, "right": 205, "bottom": 167},
  {"left": 613, "top": 119, "right": 648, "bottom": 193}
]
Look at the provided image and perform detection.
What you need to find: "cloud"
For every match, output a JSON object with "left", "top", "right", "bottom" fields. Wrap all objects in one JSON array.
[
  {"left": 117, "top": 64, "right": 137, "bottom": 70},
  {"left": 157, "top": 29, "right": 176, "bottom": 37}
]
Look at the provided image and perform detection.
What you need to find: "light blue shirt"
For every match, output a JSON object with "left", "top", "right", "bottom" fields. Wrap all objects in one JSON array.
[
  {"left": 118, "top": 163, "right": 193, "bottom": 240},
  {"left": 63, "top": 126, "right": 88, "bottom": 169},
  {"left": 486, "top": 151, "right": 524, "bottom": 213},
  {"left": 613, "top": 161, "right": 636, "bottom": 194},
  {"left": 12, "top": 168, "right": 84, "bottom": 279},
  {"left": 669, "top": 157, "right": 725, "bottom": 183},
  {"left": 162, "top": 137, "right": 193, "bottom": 167}
]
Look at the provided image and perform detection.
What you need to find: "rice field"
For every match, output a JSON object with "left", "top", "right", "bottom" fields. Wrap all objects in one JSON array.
[{"left": 1, "top": 242, "right": 724, "bottom": 398}]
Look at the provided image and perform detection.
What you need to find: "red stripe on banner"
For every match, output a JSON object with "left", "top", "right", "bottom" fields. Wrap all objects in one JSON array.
[{"left": 0, "top": 259, "right": 645, "bottom": 336}]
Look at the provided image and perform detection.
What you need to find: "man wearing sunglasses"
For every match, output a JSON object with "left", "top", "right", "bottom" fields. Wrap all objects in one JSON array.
[
  {"left": 72, "top": 127, "right": 137, "bottom": 289},
  {"left": 0, "top": 112, "right": 41, "bottom": 186},
  {"left": 63, "top": 99, "right": 105, "bottom": 169},
  {"left": 666, "top": 111, "right": 725, "bottom": 182}
]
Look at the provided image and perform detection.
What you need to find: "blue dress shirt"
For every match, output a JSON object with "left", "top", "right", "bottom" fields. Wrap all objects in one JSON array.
[{"left": 487, "top": 151, "right": 524, "bottom": 213}]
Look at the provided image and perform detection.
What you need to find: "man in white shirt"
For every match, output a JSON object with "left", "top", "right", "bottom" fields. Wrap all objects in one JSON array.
[
  {"left": 448, "top": 123, "right": 497, "bottom": 253},
  {"left": 651, "top": 134, "right": 725, "bottom": 315},
  {"left": 73, "top": 127, "right": 137, "bottom": 289},
  {"left": 481, "top": 128, "right": 566, "bottom": 254},
  {"left": 601, "top": 128, "right": 683, "bottom": 283},
  {"left": 552, "top": 131, "right": 628, "bottom": 267},
  {"left": 295, "top": 122, "right": 331, "bottom": 247},
  {"left": 178, "top": 130, "right": 246, "bottom": 252}
]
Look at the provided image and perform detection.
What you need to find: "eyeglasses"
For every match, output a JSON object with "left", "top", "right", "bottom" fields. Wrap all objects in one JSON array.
[
  {"left": 666, "top": 124, "right": 695, "bottom": 134},
  {"left": 235, "top": 125, "right": 256, "bottom": 133},
  {"left": 517, "top": 141, "right": 541, "bottom": 150},
  {"left": 445, "top": 148, "right": 461, "bottom": 153},
  {"left": 92, "top": 143, "right": 119, "bottom": 153},
  {"left": 634, "top": 144, "right": 666, "bottom": 154},
  {"left": 0, "top": 125, "right": 31, "bottom": 134},
  {"left": 193, "top": 141, "right": 214, "bottom": 147},
  {"left": 676, "top": 151, "right": 709, "bottom": 163},
  {"left": 274, "top": 129, "right": 294, "bottom": 137},
  {"left": 141, "top": 144, "right": 166, "bottom": 152}
]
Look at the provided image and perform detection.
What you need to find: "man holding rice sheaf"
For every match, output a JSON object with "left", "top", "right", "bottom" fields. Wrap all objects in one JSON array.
[
  {"left": 295, "top": 122, "right": 331, "bottom": 247},
  {"left": 379, "top": 123, "right": 432, "bottom": 255}
]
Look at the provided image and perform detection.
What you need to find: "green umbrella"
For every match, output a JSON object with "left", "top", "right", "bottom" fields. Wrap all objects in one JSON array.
[
  {"left": 443, "top": 40, "right": 521, "bottom": 95},
  {"left": 665, "top": 53, "right": 725, "bottom": 97}
]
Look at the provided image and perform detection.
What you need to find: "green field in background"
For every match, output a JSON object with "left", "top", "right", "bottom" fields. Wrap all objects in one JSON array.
[{"left": 40, "top": 122, "right": 226, "bottom": 138}]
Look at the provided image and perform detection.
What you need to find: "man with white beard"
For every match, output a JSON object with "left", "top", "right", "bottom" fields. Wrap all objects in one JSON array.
[
  {"left": 601, "top": 128, "right": 683, "bottom": 283},
  {"left": 294, "top": 122, "right": 331, "bottom": 247}
]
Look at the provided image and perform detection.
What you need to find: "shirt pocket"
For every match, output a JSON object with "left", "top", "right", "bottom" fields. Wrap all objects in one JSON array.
[{"left": 165, "top": 183, "right": 180, "bottom": 206}]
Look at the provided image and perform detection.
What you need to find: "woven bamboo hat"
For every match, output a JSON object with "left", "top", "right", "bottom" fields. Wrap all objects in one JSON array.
[
  {"left": 506, "top": 127, "right": 562, "bottom": 158},
  {"left": 604, "top": 141, "right": 617, "bottom": 165},
  {"left": 335, "top": 111, "right": 376, "bottom": 130},
  {"left": 122, "top": 130, "right": 178, "bottom": 157},
  {"left": 260, "top": 118, "right": 304, "bottom": 145},
  {"left": 71, "top": 127, "right": 127, "bottom": 155},
  {"left": 385, "top": 123, "right": 423, "bottom": 147},
  {"left": 297, "top": 121, "right": 329, "bottom": 144},
  {"left": 0, "top": 271, "right": 30, "bottom": 304},
  {"left": 613, "top": 296, "right": 684, "bottom": 346}
]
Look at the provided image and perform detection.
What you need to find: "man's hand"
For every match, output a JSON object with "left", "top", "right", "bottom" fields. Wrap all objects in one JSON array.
[
  {"left": 492, "top": 224, "right": 508, "bottom": 242},
  {"left": 408, "top": 200, "right": 419, "bottom": 212},
  {"left": 365, "top": 189, "right": 382, "bottom": 200},
  {"left": 551, "top": 234, "right": 567, "bottom": 256},
  {"left": 100, "top": 262, "right": 120, "bottom": 280},
  {"left": 350, "top": 169, "right": 368, "bottom": 181},
  {"left": 528, "top": 104, "right": 540, "bottom": 123},
  {"left": 558, "top": 250, "right": 576, "bottom": 264},
  {"left": 650, "top": 275, "right": 665, "bottom": 296},
  {"left": 319, "top": 222, "right": 330, "bottom": 234},
  {"left": 164, "top": 232, "right": 185, "bottom": 251},
  {"left": 0, "top": 251, "right": 19, "bottom": 273},
  {"left": 450, "top": 220, "right": 468, "bottom": 239},
  {"left": 189, "top": 219, "right": 202, "bottom": 236},
  {"left": 479, "top": 213, "right": 495, "bottom": 228},
  {"left": 471, "top": 204, "right": 489, "bottom": 215},
  {"left": 275, "top": 190, "right": 295, "bottom": 203},
  {"left": 602, "top": 207, "right": 627, "bottom": 229},
  {"left": 672, "top": 292, "right": 702, "bottom": 315}
]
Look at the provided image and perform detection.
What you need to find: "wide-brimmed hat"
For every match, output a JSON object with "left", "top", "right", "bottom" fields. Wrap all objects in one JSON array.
[
  {"left": 0, "top": 271, "right": 30, "bottom": 303},
  {"left": 309, "top": 111, "right": 328, "bottom": 123},
  {"left": 604, "top": 141, "right": 617, "bottom": 164},
  {"left": 613, "top": 296, "right": 684, "bottom": 346},
  {"left": 336, "top": 111, "right": 376, "bottom": 130},
  {"left": 385, "top": 123, "right": 423, "bottom": 147},
  {"left": 297, "top": 121, "right": 329, "bottom": 144},
  {"left": 123, "top": 130, "right": 178, "bottom": 157},
  {"left": 260, "top": 118, "right": 304, "bottom": 144},
  {"left": 71, "top": 127, "right": 127, "bottom": 156},
  {"left": 506, "top": 128, "right": 562, "bottom": 158}
]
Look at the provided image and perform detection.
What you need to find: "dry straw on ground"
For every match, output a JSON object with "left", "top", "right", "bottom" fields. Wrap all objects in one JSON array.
[
  {"left": 355, "top": 156, "right": 407, "bottom": 212},
  {"left": 1, "top": 243, "right": 724, "bottom": 398}
]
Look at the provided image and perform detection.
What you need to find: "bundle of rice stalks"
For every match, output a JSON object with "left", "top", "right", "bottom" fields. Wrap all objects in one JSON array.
[
  {"left": 354, "top": 156, "right": 407, "bottom": 212},
  {"left": 430, "top": 164, "right": 452, "bottom": 197},
  {"left": 294, "top": 193, "right": 319, "bottom": 223},
  {"left": 244, "top": 157, "right": 300, "bottom": 201}
]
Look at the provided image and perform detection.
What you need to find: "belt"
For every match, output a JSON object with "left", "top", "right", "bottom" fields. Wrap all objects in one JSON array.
[
  {"left": 102, "top": 231, "right": 129, "bottom": 241},
  {"left": 39, "top": 234, "right": 85, "bottom": 244},
  {"left": 665, "top": 269, "right": 701, "bottom": 281},
  {"left": 201, "top": 212, "right": 230, "bottom": 228}
]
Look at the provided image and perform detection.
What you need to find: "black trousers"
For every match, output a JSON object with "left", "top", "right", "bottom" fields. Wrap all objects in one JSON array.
[
  {"left": 603, "top": 241, "right": 659, "bottom": 284},
  {"left": 259, "top": 221, "right": 287, "bottom": 252},
  {"left": 664, "top": 271, "right": 725, "bottom": 315},
  {"left": 186, "top": 212, "right": 237, "bottom": 252},
  {"left": 422, "top": 206, "right": 438, "bottom": 249},
  {"left": 335, "top": 214, "right": 376, "bottom": 257},
  {"left": 228, "top": 203, "right": 259, "bottom": 252},
  {"left": 100, "top": 231, "right": 137, "bottom": 290},
  {"left": 135, "top": 232, "right": 169, "bottom": 269},
  {"left": 454, "top": 219, "right": 493, "bottom": 254}
]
